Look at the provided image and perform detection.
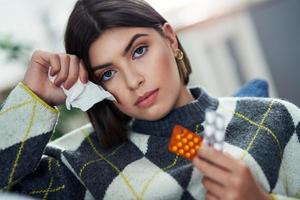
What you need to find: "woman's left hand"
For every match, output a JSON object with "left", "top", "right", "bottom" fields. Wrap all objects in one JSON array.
[{"left": 192, "top": 147, "right": 272, "bottom": 200}]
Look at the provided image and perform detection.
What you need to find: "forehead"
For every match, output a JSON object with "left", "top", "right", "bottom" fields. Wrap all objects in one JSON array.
[
  {"left": 89, "top": 27, "right": 160, "bottom": 57},
  {"left": 99, "top": 26, "right": 158, "bottom": 43}
]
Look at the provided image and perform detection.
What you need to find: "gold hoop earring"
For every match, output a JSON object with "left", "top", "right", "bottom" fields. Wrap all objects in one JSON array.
[
  {"left": 175, "top": 49, "right": 184, "bottom": 60},
  {"left": 175, "top": 49, "right": 187, "bottom": 80}
]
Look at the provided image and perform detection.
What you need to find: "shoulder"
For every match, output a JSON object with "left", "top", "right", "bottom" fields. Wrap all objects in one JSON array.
[
  {"left": 216, "top": 96, "right": 299, "bottom": 128},
  {"left": 218, "top": 96, "right": 299, "bottom": 113}
]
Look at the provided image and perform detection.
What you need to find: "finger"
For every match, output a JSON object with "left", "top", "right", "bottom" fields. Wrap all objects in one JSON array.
[
  {"left": 205, "top": 191, "right": 219, "bottom": 200},
  {"left": 193, "top": 156, "right": 229, "bottom": 186},
  {"left": 48, "top": 54, "right": 61, "bottom": 76},
  {"left": 79, "top": 60, "right": 89, "bottom": 84},
  {"left": 54, "top": 54, "right": 70, "bottom": 86},
  {"left": 202, "top": 177, "right": 225, "bottom": 199},
  {"left": 197, "top": 147, "right": 237, "bottom": 172},
  {"left": 63, "top": 55, "right": 79, "bottom": 89},
  {"left": 31, "top": 51, "right": 60, "bottom": 75}
]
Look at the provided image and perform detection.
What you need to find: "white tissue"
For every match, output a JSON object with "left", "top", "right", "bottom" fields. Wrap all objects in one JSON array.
[{"left": 48, "top": 68, "right": 115, "bottom": 111}]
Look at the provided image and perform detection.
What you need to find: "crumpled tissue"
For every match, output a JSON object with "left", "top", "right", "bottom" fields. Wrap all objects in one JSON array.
[{"left": 48, "top": 68, "right": 115, "bottom": 111}]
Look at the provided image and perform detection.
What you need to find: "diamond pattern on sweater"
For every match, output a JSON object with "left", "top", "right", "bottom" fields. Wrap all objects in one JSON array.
[
  {"left": 63, "top": 132, "right": 144, "bottom": 199},
  {"left": 225, "top": 99, "right": 295, "bottom": 190},
  {"left": 145, "top": 135, "right": 194, "bottom": 190}
]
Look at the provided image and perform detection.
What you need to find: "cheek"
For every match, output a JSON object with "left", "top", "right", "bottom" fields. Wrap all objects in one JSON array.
[
  {"left": 145, "top": 46, "right": 179, "bottom": 82},
  {"left": 101, "top": 74, "right": 128, "bottom": 105},
  {"left": 106, "top": 86, "right": 126, "bottom": 105},
  {"left": 106, "top": 83, "right": 135, "bottom": 113},
  {"left": 157, "top": 53, "right": 180, "bottom": 88}
]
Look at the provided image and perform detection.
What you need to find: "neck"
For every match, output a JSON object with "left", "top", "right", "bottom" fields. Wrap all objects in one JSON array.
[
  {"left": 174, "top": 85, "right": 195, "bottom": 108},
  {"left": 131, "top": 86, "right": 219, "bottom": 137}
]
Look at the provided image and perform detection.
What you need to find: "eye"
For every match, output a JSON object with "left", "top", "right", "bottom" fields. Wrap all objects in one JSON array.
[
  {"left": 132, "top": 46, "right": 148, "bottom": 59},
  {"left": 100, "top": 70, "right": 116, "bottom": 82}
]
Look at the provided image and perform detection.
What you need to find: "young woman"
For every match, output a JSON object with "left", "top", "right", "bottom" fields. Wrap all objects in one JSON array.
[{"left": 1, "top": 0, "right": 299, "bottom": 199}]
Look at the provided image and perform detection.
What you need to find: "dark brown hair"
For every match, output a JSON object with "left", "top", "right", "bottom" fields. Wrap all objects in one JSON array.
[{"left": 64, "top": 0, "right": 192, "bottom": 148}]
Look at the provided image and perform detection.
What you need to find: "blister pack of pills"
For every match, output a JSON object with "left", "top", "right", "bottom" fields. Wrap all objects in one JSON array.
[
  {"left": 203, "top": 109, "right": 226, "bottom": 151},
  {"left": 168, "top": 110, "right": 226, "bottom": 160},
  {"left": 168, "top": 125, "right": 203, "bottom": 160}
]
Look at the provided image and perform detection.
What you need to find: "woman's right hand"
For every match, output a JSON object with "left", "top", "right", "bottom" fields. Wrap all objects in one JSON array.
[{"left": 23, "top": 50, "right": 89, "bottom": 107}]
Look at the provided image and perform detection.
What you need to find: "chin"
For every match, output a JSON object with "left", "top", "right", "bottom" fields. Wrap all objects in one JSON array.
[{"left": 136, "top": 104, "right": 173, "bottom": 121}]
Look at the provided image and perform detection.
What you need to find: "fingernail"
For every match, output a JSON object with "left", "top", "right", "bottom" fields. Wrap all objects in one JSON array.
[
  {"left": 82, "top": 76, "right": 88, "bottom": 84},
  {"left": 64, "top": 82, "right": 69, "bottom": 89}
]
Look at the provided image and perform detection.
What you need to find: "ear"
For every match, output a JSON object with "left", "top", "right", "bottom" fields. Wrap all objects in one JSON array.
[{"left": 162, "top": 23, "right": 178, "bottom": 53}]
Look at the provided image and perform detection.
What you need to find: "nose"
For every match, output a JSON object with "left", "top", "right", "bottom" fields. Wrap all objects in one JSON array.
[{"left": 123, "top": 66, "right": 145, "bottom": 90}]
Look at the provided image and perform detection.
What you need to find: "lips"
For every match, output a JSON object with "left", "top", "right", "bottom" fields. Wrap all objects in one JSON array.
[{"left": 135, "top": 88, "right": 159, "bottom": 108}]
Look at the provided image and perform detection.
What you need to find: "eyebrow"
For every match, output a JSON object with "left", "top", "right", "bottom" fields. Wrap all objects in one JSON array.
[{"left": 92, "top": 33, "right": 149, "bottom": 71}]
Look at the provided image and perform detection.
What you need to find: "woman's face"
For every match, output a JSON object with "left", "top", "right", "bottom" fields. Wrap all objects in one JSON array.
[{"left": 89, "top": 24, "right": 193, "bottom": 120}]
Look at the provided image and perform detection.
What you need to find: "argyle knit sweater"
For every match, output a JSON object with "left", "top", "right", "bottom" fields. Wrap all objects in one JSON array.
[{"left": 0, "top": 82, "right": 300, "bottom": 200}]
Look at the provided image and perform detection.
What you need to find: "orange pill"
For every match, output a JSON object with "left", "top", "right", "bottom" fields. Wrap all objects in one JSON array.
[
  {"left": 185, "top": 152, "right": 191, "bottom": 158},
  {"left": 188, "top": 141, "right": 194, "bottom": 147},
  {"left": 177, "top": 142, "right": 183, "bottom": 147},
  {"left": 172, "top": 146, "right": 178, "bottom": 152},
  {"left": 194, "top": 137, "right": 199, "bottom": 143},
  {"left": 184, "top": 145, "right": 190, "bottom": 151},
  {"left": 190, "top": 149, "right": 196, "bottom": 154},
  {"left": 179, "top": 149, "right": 184, "bottom": 155}
]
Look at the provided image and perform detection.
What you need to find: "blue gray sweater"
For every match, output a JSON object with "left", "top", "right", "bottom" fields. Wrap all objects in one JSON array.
[{"left": 0, "top": 82, "right": 300, "bottom": 200}]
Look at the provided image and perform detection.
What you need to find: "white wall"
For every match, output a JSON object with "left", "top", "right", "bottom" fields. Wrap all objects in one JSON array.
[{"left": 178, "top": 12, "right": 277, "bottom": 97}]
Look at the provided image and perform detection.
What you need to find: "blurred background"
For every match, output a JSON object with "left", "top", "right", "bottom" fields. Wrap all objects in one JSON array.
[{"left": 0, "top": 0, "right": 299, "bottom": 139}]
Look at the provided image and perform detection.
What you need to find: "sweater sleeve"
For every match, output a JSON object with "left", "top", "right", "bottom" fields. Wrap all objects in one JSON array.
[
  {"left": 0, "top": 83, "right": 86, "bottom": 199},
  {"left": 270, "top": 99, "right": 300, "bottom": 200}
]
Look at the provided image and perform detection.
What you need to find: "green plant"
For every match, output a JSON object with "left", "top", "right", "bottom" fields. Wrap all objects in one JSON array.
[{"left": 0, "top": 34, "right": 31, "bottom": 65}]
